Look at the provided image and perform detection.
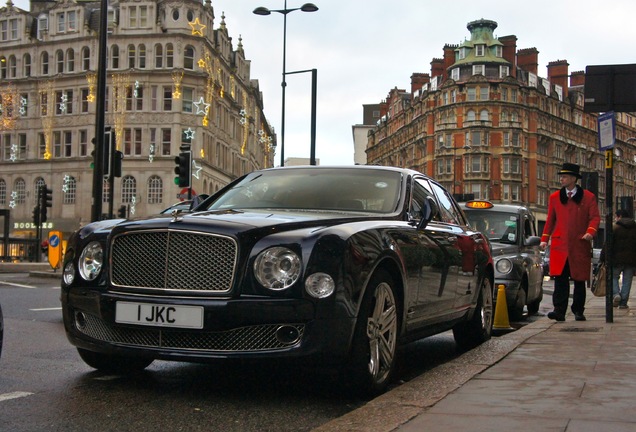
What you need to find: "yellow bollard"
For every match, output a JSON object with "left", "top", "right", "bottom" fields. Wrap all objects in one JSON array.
[{"left": 493, "top": 284, "right": 514, "bottom": 333}]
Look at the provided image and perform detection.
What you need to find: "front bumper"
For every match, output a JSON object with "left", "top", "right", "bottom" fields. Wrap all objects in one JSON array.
[{"left": 61, "top": 287, "right": 355, "bottom": 363}]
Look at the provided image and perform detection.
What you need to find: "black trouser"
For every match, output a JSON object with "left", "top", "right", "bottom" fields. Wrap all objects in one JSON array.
[{"left": 553, "top": 260, "right": 586, "bottom": 315}]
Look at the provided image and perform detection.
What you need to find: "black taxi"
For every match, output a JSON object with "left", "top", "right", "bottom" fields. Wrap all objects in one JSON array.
[{"left": 461, "top": 200, "right": 544, "bottom": 321}]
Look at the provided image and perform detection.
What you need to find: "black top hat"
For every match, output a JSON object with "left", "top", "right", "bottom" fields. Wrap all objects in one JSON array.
[{"left": 558, "top": 162, "right": 582, "bottom": 179}]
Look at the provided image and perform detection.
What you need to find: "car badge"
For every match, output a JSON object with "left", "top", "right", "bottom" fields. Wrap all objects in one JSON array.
[{"left": 171, "top": 209, "right": 183, "bottom": 222}]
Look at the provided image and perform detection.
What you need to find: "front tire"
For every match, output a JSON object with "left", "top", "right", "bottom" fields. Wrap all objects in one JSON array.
[
  {"left": 347, "top": 269, "right": 399, "bottom": 397},
  {"left": 453, "top": 276, "right": 493, "bottom": 351},
  {"left": 77, "top": 348, "right": 153, "bottom": 373}
]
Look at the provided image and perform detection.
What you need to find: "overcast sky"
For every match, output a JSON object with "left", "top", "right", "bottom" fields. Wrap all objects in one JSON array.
[{"left": 12, "top": 0, "right": 636, "bottom": 165}]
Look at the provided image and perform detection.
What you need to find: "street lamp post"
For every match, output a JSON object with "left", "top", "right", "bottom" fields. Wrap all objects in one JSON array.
[{"left": 254, "top": 2, "right": 318, "bottom": 167}]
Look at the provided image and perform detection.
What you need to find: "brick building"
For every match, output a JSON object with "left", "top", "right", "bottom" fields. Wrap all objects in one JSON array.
[
  {"left": 0, "top": 0, "right": 275, "bottom": 248},
  {"left": 366, "top": 19, "right": 636, "bottom": 230}
]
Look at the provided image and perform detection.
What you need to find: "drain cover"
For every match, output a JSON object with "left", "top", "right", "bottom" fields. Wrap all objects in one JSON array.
[{"left": 559, "top": 327, "right": 601, "bottom": 332}]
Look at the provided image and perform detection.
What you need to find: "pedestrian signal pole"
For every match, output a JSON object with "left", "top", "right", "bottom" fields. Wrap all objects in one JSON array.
[{"left": 598, "top": 111, "right": 615, "bottom": 323}]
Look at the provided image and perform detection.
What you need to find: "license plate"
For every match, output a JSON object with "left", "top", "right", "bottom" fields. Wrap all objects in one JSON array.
[{"left": 115, "top": 302, "right": 204, "bottom": 329}]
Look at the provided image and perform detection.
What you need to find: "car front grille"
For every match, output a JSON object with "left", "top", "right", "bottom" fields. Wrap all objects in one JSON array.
[
  {"left": 110, "top": 230, "right": 237, "bottom": 293},
  {"left": 76, "top": 312, "right": 304, "bottom": 352}
]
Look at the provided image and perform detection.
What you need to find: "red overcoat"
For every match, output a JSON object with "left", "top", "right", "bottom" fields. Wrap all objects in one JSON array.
[{"left": 541, "top": 187, "right": 600, "bottom": 281}]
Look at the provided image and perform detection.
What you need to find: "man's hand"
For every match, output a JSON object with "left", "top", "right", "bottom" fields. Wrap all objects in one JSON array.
[
  {"left": 540, "top": 241, "right": 548, "bottom": 250},
  {"left": 582, "top": 233, "right": 593, "bottom": 242}
]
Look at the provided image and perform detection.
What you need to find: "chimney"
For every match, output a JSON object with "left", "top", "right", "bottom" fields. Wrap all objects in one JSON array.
[
  {"left": 547, "top": 59, "right": 569, "bottom": 97},
  {"left": 410, "top": 73, "right": 430, "bottom": 94},
  {"left": 517, "top": 48, "right": 539, "bottom": 75},
  {"left": 430, "top": 58, "right": 444, "bottom": 79},
  {"left": 499, "top": 35, "right": 517, "bottom": 78},
  {"left": 570, "top": 70, "right": 585, "bottom": 87},
  {"left": 442, "top": 44, "right": 458, "bottom": 81}
]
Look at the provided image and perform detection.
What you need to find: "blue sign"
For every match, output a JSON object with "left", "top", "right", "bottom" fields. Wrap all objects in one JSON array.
[
  {"left": 50, "top": 234, "right": 60, "bottom": 247},
  {"left": 597, "top": 111, "right": 615, "bottom": 150}
]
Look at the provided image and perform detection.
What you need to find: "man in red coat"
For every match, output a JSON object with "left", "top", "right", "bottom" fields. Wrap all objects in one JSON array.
[{"left": 540, "top": 163, "right": 600, "bottom": 321}]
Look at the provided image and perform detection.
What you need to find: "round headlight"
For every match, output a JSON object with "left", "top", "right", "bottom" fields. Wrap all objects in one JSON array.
[
  {"left": 79, "top": 241, "right": 103, "bottom": 281},
  {"left": 63, "top": 261, "right": 75, "bottom": 285},
  {"left": 495, "top": 258, "right": 512, "bottom": 274},
  {"left": 254, "top": 247, "right": 301, "bottom": 290},
  {"left": 305, "top": 272, "right": 335, "bottom": 299}
]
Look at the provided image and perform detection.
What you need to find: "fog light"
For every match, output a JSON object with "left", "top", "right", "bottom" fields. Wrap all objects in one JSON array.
[
  {"left": 305, "top": 272, "right": 335, "bottom": 298},
  {"left": 63, "top": 262, "right": 75, "bottom": 285},
  {"left": 75, "top": 311, "right": 87, "bottom": 330},
  {"left": 275, "top": 325, "right": 301, "bottom": 345}
]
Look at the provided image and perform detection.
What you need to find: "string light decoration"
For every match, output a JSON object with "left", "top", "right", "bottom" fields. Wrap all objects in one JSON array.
[
  {"left": 112, "top": 72, "right": 130, "bottom": 150},
  {"left": 198, "top": 50, "right": 216, "bottom": 127},
  {"left": 9, "top": 191, "right": 17, "bottom": 209},
  {"left": 0, "top": 83, "right": 19, "bottom": 131},
  {"left": 38, "top": 80, "right": 55, "bottom": 160},
  {"left": 62, "top": 175, "right": 71, "bottom": 193},
  {"left": 9, "top": 143, "right": 18, "bottom": 162},
  {"left": 188, "top": 17, "right": 206, "bottom": 36},
  {"left": 148, "top": 143, "right": 155, "bottom": 163},
  {"left": 192, "top": 160, "right": 203, "bottom": 180},
  {"left": 172, "top": 70, "right": 184, "bottom": 99},
  {"left": 86, "top": 72, "right": 97, "bottom": 102},
  {"left": 59, "top": 92, "right": 68, "bottom": 113},
  {"left": 19, "top": 96, "right": 27, "bottom": 116},
  {"left": 240, "top": 91, "right": 249, "bottom": 155},
  {"left": 130, "top": 195, "right": 136, "bottom": 215}
]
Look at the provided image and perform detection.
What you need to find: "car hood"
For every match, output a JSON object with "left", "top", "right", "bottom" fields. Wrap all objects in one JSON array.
[
  {"left": 488, "top": 242, "right": 518, "bottom": 257},
  {"left": 81, "top": 209, "right": 387, "bottom": 238}
]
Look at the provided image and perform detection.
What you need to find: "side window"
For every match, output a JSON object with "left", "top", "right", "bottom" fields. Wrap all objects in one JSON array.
[
  {"left": 410, "top": 178, "right": 440, "bottom": 222},
  {"left": 430, "top": 181, "right": 463, "bottom": 225},
  {"left": 523, "top": 215, "right": 535, "bottom": 239}
]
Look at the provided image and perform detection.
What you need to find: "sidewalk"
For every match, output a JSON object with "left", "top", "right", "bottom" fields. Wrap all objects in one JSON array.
[{"left": 315, "top": 293, "right": 636, "bottom": 432}]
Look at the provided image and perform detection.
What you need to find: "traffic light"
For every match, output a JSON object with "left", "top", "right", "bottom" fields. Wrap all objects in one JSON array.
[
  {"left": 39, "top": 184, "right": 52, "bottom": 223},
  {"left": 174, "top": 151, "right": 192, "bottom": 188},
  {"left": 113, "top": 150, "right": 123, "bottom": 178},
  {"left": 90, "top": 127, "right": 117, "bottom": 176},
  {"left": 32, "top": 206, "right": 41, "bottom": 226},
  {"left": 117, "top": 205, "right": 127, "bottom": 219}
]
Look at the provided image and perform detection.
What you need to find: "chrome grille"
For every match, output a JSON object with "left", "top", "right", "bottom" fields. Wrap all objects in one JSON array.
[
  {"left": 77, "top": 313, "right": 304, "bottom": 352},
  {"left": 111, "top": 230, "right": 237, "bottom": 292}
]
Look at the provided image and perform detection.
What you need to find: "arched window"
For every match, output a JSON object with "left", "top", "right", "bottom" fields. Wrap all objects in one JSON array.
[
  {"left": 81, "top": 46, "right": 90, "bottom": 71},
  {"left": 111, "top": 45, "right": 119, "bottom": 69},
  {"left": 128, "top": 44, "right": 136, "bottom": 69},
  {"left": 56, "top": 49, "right": 64, "bottom": 74},
  {"left": 466, "top": 110, "right": 476, "bottom": 122},
  {"left": 166, "top": 43, "right": 174, "bottom": 68},
  {"left": 23, "top": 53, "right": 31, "bottom": 77},
  {"left": 154, "top": 43, "right": 163, "bottom": 68},
  {"left": 102, "top": 178, "right": 110, "bottom": 203},
  {"left": 41, "top": 51, "right": 49, "bottom": 75},
  {"left": 147, "top": 175, "right": 163, "bottom": 204},
  {"left": 184, "top": 45, "right": 195, "bottom": 70},
  {"left": 479, "top": 109, "right": 489, "bottom": 121},
  {"left": 14, "top": 178, "right": 26, "bottom": 204},
  {"left": 8, "top": 55, "right": 16, "bottom": 78},
  {"left": 66, "top": 48, "right": 75, "bottom": 72},
  {"left": 121, "top": 175, "right": 136, "bottom": 204},
  {"left": 0, "top": 179, "right": 5, "bottom": 205},
  {"left": 138, "top": 44, "right": 146, "bottom": 69},
  {"left": 63, "top": 176, "right": 76, "bottom": 204}
]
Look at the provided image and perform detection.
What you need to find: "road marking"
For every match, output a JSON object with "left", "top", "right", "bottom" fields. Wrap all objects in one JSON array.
[
  {"left": 30, "top": 307, "right": 62, "bottom": 312},
  {"left": 0, "top": 280, "right": 37, "bottom": 289},
  {"left": 0, "top": 391, "right": 34, "bottom": 402}
]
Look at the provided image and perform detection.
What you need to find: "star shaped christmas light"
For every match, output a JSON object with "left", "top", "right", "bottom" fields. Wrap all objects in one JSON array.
[
  {"left": 184, "top": 128, "right": 195, "bottom": 140},
  {"left": 193, "top": 97, "right": 210, "bottom": 115},
  {"left": 188, "top": 18, "right": 206, "bottom": 36}
]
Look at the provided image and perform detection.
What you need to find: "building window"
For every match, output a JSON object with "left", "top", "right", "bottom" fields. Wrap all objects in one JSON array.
[
  {"left": 103, "top": 179, "right": 110, "bottom": 204},
  {"left": 503, "top": 157, "right": 521, "bottom": 174},
  {"left": 37, "top": 14, "right": 48, "bottom": 40},
  {"left": 81, "top": 89, "right": 90, "bottom": 113},
  {"left": 466, "top": 110, "right": 476, "bottom": 121},
  {"left": 55, "top": 90, "right": 73, "bottom": 115},
  {"left": 500, "top": 65, "right": 509, "bottom": 78},
  {"left": 467, "top": 88, "right": 476, "bottom": 101},
  {"left": 57, "top": 12, "right": 66, "bottom": 33},
  {"left": 82, "top": 46, "right": 90, "bottom": 70},
  {"left": 147, "top": 175, "right": 163, "bottom": 204},
  {"left": 184, "top": 45, "right": 195, "bottom": 70},
  {"left": 161, "top": 128, "right": 171, "bottom": 155},
  {"left": 63, "top": 131, "right": 72, "bottom": 157},
  {"left": 121, "top": 175, "right": 137, "bottom": 204},
  {"left": 451, "top": 68, "right": 459, "bottom": 81},
  {"left": 451, "top": 89, "right": 457, "bottom": 103},
  {"left": 123, "top": 128, "right": 143, "bottom": 155},
  {"left": 41, "top": 51, "right": 49, "bottom": 75},
  {"left": 22, "top": 53, "right": 31, "bottom": 77},
  {"left": 66, "top": 48, "right": 75, "bottom": 72},
  {"left": 56, "top": 49, "right": 64, "bottom": 74},
  {"left": 17, "top": 133, "right": 26, "bottom": 159},
  {"left": 473, "top": 65, "right": 485, "bottom": 76},
  {"left": 163, "top": 87, "right": 172, "bottom": 111},
  {"left": 127, "top": 44, "right": 136, "bottom": 69},
  {"left": 63, "top": 176, "right": 76, "bottom": 204},
  {"left": 8, "top": 55, "right": 16, "bottom": 78},
  {"left": 155, "top": 44, "right": 163, "bottom": 68},
  {"left": 480, "top": 86, "right": 488, "bottom": 100},
  {"left": 0, "top": 179, "right": 5, "bottom": 205},
  {"left": 479, "top": 109, "right": 489, "bottom": 121},
  {"left": 138, "top": 44, "right": 146, "bottom": 69},
  {"left": 79, "top": 129, "right": 88, "bottom": 156},
  {"left": 182, "top": 87, "right": 194, "bottom": 113},
  {"left": 166, "top": 43, "right": 174, "bottom": 68},
  {"left": 14, "top": 178, "right": 26, "bottom": 204},
  {"left": 111, "top": 45, "right": 119, "bottom": 69},
  {"left": 475, "top": 44, "right": 485, "bottom": 56},
  {"left": 495, "top": 45, "right": 502, "bottom": 57}
]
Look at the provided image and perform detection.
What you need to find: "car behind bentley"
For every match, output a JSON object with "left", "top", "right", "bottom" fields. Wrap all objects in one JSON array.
[{"left": 61, "top": 165, "right": 494, "bottom": 396}]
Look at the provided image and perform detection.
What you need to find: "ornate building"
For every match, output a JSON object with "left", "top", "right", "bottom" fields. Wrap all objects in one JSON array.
[
  {"left": 0, "top": 0, "right": 275, "bottom": 243},
  {"left": 366, "top": 19, "right": 636, "bottom": 230}
]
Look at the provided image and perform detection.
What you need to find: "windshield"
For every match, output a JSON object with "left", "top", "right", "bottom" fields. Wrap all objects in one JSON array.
[
  {"left": 205, "top": 168, "right": 402, "bottom": 213},
  {"left": 464, "top": 210, "right": 519, "bottom": 244}
]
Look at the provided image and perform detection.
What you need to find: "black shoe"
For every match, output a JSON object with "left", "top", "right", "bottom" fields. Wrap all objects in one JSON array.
[
  {"left": 547, "top": 311, "right": 565, "bottom": 322},
  {"left": 574, "top": 313, "right": 586, "bottom": 321}
]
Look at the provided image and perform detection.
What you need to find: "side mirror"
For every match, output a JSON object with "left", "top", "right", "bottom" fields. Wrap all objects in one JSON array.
[
  {"left": 417, "top": 196, "right": 438, "bottom": 230},
  {"left": 525, "top": 235, "right": 541, "bottom": 247}
]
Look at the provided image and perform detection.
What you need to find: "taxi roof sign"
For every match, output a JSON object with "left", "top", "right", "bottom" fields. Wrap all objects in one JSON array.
[{"left": 465, "top": 200, "right": 494, "bottom": 209}]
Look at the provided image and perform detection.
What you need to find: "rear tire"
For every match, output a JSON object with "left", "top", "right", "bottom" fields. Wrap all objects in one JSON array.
[
  {"left": 347, "top": 269, "right": 399, "bottom": 398},
  {"left": 77, "top": 348, "right": 153, "bottom": 373},
  {"left": 453, "top": 276, "right": 493, "bottom": 351}
]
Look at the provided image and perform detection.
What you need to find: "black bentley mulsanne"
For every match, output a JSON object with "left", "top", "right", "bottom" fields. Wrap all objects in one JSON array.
[{"left": 61, "top": 165, "right": 494, "bottom": 396}]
